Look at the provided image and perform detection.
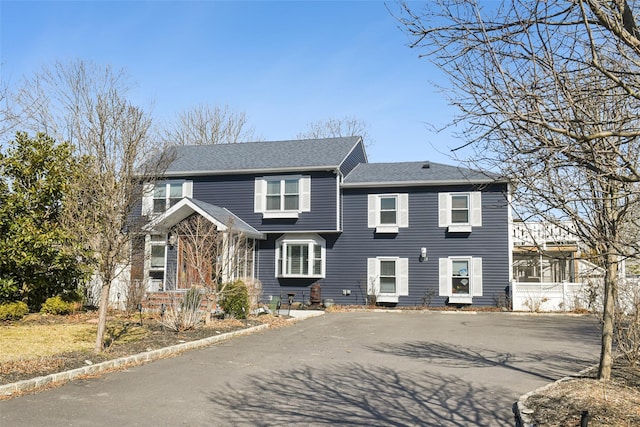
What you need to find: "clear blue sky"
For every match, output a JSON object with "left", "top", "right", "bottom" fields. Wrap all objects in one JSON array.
[{"left": 1, "top": 1, "right": 463, "bottom": 164}]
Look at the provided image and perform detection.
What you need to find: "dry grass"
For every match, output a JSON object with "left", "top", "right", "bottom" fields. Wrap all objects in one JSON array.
[
  {"left": 0, "top": 310, "right": 292, "bottom": 390},
  {"left": 523, "top": 361, "right": 640, "bottom": 426},
  {"left": 0, "top": 323, "right": 96, "bottom": 362}
]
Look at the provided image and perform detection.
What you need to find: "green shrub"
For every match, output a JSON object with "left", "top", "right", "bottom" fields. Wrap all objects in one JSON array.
[
  {"left": 40, "top": 296, "right": 74, "bottom": 315},
  {"left": 0, "top": 301, "right": 29, "bottom": 320},
  {"left": 221, "top": 280, "right": 249, "bottom": 319},
  {"left": 0, "top": 278, "right": 20, "bottom": 303}
]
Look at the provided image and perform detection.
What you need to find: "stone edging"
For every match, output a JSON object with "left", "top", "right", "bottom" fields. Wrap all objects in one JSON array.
[
  {"left": 513, "top": 365, "right": 597, "bottom": 427},
  {"left": 0, "top": 323, "right": 269, "bottom": 398}
]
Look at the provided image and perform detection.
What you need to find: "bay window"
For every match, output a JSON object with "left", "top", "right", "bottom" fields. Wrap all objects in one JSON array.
[{"left": 276, "top": 234, "right": 325, "bottom": 278}]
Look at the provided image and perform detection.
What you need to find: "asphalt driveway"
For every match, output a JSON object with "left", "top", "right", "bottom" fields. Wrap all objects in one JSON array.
[{"left": 0, "top": 311, "right": 600, "bottom": 426}]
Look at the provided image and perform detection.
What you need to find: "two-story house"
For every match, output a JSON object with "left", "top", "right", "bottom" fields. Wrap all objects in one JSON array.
[{"left": 133, "top": 136, "right": 511, "bottom": 308}]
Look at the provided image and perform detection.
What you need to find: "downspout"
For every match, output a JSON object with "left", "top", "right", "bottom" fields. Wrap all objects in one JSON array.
[{"left": 336, "top": 167, "right": 343, "bottom": 232}]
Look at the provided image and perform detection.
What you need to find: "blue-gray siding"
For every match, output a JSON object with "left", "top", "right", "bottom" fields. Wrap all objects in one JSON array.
[
  {"left": 187, "top": 171, "right": 340, "bottom": 232},
  {"left": 258, "top": 183, "right": 510, "bottom": 307},
  {"left": 339, "top": 143, "right": 367, "bottom": 177}
]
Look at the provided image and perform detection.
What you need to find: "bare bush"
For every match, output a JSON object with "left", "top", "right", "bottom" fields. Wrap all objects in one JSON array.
[
  {"left": 615, "top": 279, "right": 640, "bottom": 366},
  {"left": 125, "top": 279, "right": 147, "bottom": 315},
  {"left": 159, "top": 288, "right": 204, "bottom": 332}
]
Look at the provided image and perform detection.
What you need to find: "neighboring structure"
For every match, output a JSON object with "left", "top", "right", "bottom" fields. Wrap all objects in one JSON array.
[
  {"left": 511, "top": 220, "right": 603, "bottom": 311},
  {"left": 132, "top": 136, "right": 512, "bottom": 308}
]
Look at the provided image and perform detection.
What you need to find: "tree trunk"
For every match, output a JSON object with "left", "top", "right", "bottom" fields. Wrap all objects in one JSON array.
[
  {"left": 94, "top": 281, "right": 112, "bottom": 353},
  {"left": 598, "top": 255, "right": 618, "bottom": 380}
]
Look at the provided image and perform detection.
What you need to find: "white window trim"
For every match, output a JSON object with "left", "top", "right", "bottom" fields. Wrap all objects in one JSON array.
[
  {"left": 145, "top": 234, "right": 167, "bottom": 292},
  {"left": 142, "top": 180, "right": 193, "bottom": 216},
  {"left": 275, "top": 234, "right": 325, "bottom": 279},
  {"left": 367, "top": 257, "right": 409, "bottom": 303},
  {"left": 367, "top": 193, "right": 409, "bottom": 233},
  {"left": 438, "top": 192, "right": 482, "bottom": 232},
  {"left": 439, "top": 257, "right": 483, "bottom": 303},
  {"left": 148, "top": 234, "right": 167, "bottom": 271},
  {"left": 255, "top": 175, "right": 311, "bottom": 218}
]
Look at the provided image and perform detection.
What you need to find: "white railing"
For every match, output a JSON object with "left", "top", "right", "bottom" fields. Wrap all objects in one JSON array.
[
  {"left": 511, "top": 281, "right": 595, "bottom": 312},
  {"left": 512, "top": 221, "right": 578, "bottom": 246}
]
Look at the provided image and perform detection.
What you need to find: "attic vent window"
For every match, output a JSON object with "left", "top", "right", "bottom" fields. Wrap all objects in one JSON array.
[{"left": 422, "top": 162, "right": 431, "bottom": 169}]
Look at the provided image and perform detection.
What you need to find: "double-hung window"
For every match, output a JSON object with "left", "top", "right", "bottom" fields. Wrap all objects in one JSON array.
[
  {"left": 267, "top": 178, "right": 299, "bottom": 211},
  {"left": 379, "top": 260, "right": 397, "bottom": 293},
  {"left": 276, "top": 234, "right": 325, "bottom": 278},
  {"left": 150, "top": 235, "right": 166, "bottom": 270},
  {"left": 379, "top": 196, "right": 397, "bottom": 225},
  {"left": 439, "top": 192, "right": 482, "bottom": 232},
  {"left": 368, "top": 193, "right": 409, "bottom": 233},
  {"left": 451, "top": 259, "right": 470, "bottom": 295},
  {"left": 451, "top": 195, "right": 469, "bottom": 224},
  {"left": 146, "top": 234, "right": 167, "bottom": 292},
  {"left": 439, "top": 257, "right": 483, "bottom": 304},
  {"left": 153, "top": 182, "right": 183, "bottom": 213},
  {"left": 255, "top": 175, "right": 311, "bottom": 219},
  {"left": 143, "top": 180, "right": 193, "bottom": 216},
  {"left": 367, "top": 257, "right": 409, "bottom": 303}
]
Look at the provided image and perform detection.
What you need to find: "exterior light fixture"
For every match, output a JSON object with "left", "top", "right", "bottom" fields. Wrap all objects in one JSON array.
[{"left": 167, "top": 231, "right": 177, "bottom": 249}]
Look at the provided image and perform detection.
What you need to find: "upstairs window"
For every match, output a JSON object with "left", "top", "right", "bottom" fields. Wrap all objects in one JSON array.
[
  {"left": 255, "top": 175, "right": 310, "bottom": 219},
  {"left": 368, "top": 193, "right": 409, "bottom": 233},
  {"left": 450, "top": 195, "right": 469, "bottom": 224},
  {"left": 153, "top": 182, "right": 184, "bottom": 213},
  {"left": 379, "top": 196, "right": 397, "bottom": 225},
  {"left": 142, "top": 180, "right": 193, "bottom": 216},
  {"left": 267, "top": 178, "right": 299, "bottom": 211},
  {"left": 438, "top": 192, "right": 482, "bottom": 232},
  {"left": 276, "top": 234, "right": 325, "bottom": 278}
]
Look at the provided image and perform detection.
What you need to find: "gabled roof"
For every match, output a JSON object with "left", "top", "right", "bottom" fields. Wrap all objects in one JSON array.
[
  {"left": 161, "top": 136, "right": 364, "bottom": 177},
  {"left": 143, "top": 198, "right": 264, "bottom": 239},
  {"left": 342, "top": 161, "right": 504, "bottom": 187}
]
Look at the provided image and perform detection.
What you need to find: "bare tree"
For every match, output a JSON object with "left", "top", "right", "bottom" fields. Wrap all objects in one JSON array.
[
  {"left": 296, "top": 116, "right": 373, "bottom": 145},
  {"left": 171, "top": 215, "right": 253, "bottom": 323},
  {"left": 0, "top": 78, "right": 18, "bottom": 142},
  {"left": 395, "top": 0, "right": 640, "bottom": 380},
  {"left": 160, "top": 104, "right": 258, "bottom": 145},
  {"left": 8, "top": 60, "right": 172, "bottom": 352}
]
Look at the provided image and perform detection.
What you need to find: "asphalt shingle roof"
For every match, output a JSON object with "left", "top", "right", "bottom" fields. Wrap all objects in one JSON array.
[
  {"left": 342, "top": 161, "right": 502, "bottom": 186},
  {"left": 187, "top": 198, "right": 262, "bottom": 237},
  {"left": 163, "top": 136, "right": 363, "bottom": 176}
]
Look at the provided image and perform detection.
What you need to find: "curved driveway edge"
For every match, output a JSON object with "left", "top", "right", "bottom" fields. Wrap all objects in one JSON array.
[{"left": 512, "top": 365, "right": 596, "bottom": 427}]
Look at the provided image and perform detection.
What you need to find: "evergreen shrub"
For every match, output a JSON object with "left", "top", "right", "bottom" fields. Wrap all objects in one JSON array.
[
  {"left": 221, "top": 280, "right": 249, "bottom": 319},
  {"left": 0, "top": 301, "right": 29, "bottom": 320}
]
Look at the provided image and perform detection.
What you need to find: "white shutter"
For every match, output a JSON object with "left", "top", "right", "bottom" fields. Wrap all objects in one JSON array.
[
  {"left": 471, "top": 192, "right": 482, "bottom": 227},
  {"left": 397, "top": 258, "right": 409, "bottom": 296},
  {"left": 254, "top": 178, "right": 264, "bottom": 213},
  {"left": 142, "top": 183, "right": 154, "bottom": 216},
  {"left": 472, "top": 257, "right": 483, "bottom": 296},
  {"left": 398, "top": 194, "right": 409, "bottom": 228},
  {"left": 367, "top": 195, "right": 377, "bottom": 228},
  {"left": 439, "top": 258, "right": 451, "bottom": 296},
  {"left": 274, "top": 243, "right": 280, "bottom": 278},
  {"left": 300, "top": 176, "right": 311, "bottom": 212},
  {"left": 367, "top": 258, "right": 379, "bottom": 295},
  {"left": 438, "top": 193, "right": 450, "bottom": 227},
  {"left": 182, "top": 180, "right": 193, "bottom": 198}
]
